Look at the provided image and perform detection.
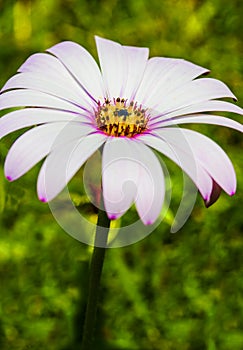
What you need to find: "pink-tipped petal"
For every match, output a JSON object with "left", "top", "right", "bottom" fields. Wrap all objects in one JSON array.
[
  {"left": 0, "top": 108, "right": 91, "bottom": 140},
  {"left": 4, "top": 122, "right": 93, "bottom": 181},
  {"left": 37, "top": 133, "right": 106, "bottom": 202},
  {"left": 102, "top": 138, "right": 140, "bottom": 219},
  {"left": 4, "top": 122, "right": 70, "bottom": 180},
  {"left": 102, "top": 138, "right": 165, "bottom": 224},
  {"left": 140, "top": 133, "right": 213, "bottom": 199},
  {"left": 133, "top": 141, "right": 165, "bottom": 225},
  {"left": 47, "top": 41, "right": 105, "bottom": 101},
  {"left": 154, "top": 127, "right": 236, "bottom": 195}
]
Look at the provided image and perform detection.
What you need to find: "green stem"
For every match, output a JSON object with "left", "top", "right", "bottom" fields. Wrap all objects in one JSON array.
[{"left": 81, "top": 206, "right": 111, "bottom": 350}]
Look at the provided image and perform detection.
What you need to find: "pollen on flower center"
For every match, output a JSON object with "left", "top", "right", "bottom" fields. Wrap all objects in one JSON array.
[{"left": 95, "top": 98, "right": 149, "bottom": 137}]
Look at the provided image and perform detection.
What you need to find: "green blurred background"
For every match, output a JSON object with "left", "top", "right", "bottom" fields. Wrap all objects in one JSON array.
[{"left": 0, "top": 0, "right": 243, "bottom": 349}]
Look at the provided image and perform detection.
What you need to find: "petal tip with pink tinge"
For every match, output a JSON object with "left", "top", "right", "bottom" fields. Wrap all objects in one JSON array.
[
  {"left": 145, "top": 220, "right": 153, "bottom": 226},
  {"left": 108, "top": 214, "right": 118, "bottom": 220}
]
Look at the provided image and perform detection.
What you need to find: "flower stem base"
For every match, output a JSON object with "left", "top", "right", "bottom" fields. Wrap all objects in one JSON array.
[{"left": 81, "top": 207, "right": 111, "bottom": 350}]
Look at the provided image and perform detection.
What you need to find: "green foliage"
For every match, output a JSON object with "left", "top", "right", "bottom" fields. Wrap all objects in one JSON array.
[{"left": 0, "top": 0, "right": 242, "bottom": 349}]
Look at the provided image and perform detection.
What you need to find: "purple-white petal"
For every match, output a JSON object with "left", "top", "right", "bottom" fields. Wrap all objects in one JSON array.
[
  {"left": 95, "top": 36, "right": 127, "bottom": 99},
  {"left": 18, "top": 51, "right": 96, "bottom": 109},
  {"left": 151, "top": 114, "right": 243, "bottom": 132},
  {"left": 133, "top": 141, "right": 165, "bottom": 225},
  {"left": 4, "top": 121, "right": 94, "bottom": 181},
  {"left": 150, "top": 78, "right": 237, "bottom": 113},
  {"left": 102, "top": 138, "right": 140, "bottom": 219},
  {"left": 135, "top": 58, "right": 178, "bottom": 105},
  {"left": 1, "top": 72, "right": 95, "bottom": 111},
  {"left": 102, "top": 138, "right": 165, "bottom": 224},
  {"left": 120, "top": 45, "right": 149, "bottom": 101},
  {"left": 37, "top": 133, "right": 106, "bottom": 202},
  {"left": 95, "top": 36, "right": 149, "bottom": 101},
  {"left": 47, "top": 41, "right": 105, "bottom": 102},
  {"left": 154, "top": 128, "right": 236, "bottom": 195},
  {"left": 18, "top": 52, "right": 72, "bottom": 76},
  {"left": 0, "top": 90, "right": 85, "bottom": 113},
  {"left": 139, "top": 133, "right": 213, "bottom": 200},
  {"left": 4, "top": 122, "right": 71, "bottom": 181},
  {"left": 150, "top": 100, "right": 243, "bottom": 124},
  {"left": 0, "top": 109, "right": 92, "bottom": 140},
  {"left": 135, "top": 57, "right": 209, "bottom": 106}
]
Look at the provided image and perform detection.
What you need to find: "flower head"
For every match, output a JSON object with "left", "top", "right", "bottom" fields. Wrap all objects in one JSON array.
[{"left": 0, "top": 36, "right": 242, "bottom": 225}]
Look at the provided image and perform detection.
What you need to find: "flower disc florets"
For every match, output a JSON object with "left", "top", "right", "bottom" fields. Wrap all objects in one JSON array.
[{"left": 95, "top": 97, "right": 149, "bottom": 137}]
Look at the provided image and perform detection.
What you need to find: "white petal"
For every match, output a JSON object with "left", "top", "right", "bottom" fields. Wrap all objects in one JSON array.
[
  {"left": 4, "top": 122, "right": 75, "bottom": 180},
  {"left": 5, "top": 122, "right": 93, "bottom": 181},
  {"left": 18, "top": 52, "right": 73, "bottom": 77},
  {"left": 135, "top": 57, "right": 208, "bottom": 106},
  {"left": 1, "top": 72, "right": 94, "bottom": 111},
  {"left": 152, "top": 114, "right": 243, "bottom": 132},
  {"left": 37, "top": 133, "right": 106, "bottom": 202},
  {"left": 95, "top": 36, "right": 127, "bottom": 99},
  {"left": 152, "top": 78, "right": 236, "bottom": 112},
  {"left": 0, "top": 108, "right": 92, "bottom": 140},
  {"left": 0, "top": 90, "right": 84, "bottom": 113},
  {"left": 121, "top": 45, "right": 149, "bottom": 101},
  {"left": 102, "top": 138, "right": 140, "bottom": 219},
  {"left": 139, "top": 133, "right": 213, "bottom": 200},
  {"left": 18, "top": 51, "right": 95, "bottom": 108},
  {"left": 47, "top": 41, "right": 105, "bottom": 101},
  {"left": 135, "top": 58, "right": 177, "bottom": 104},
  {"left": 164, "top": 59, "right": 209, "bottom": 87},
  {"left": 150, "top": 100, "right": 243, "bottom": 124},
  {"left": 133, "top": 141, "right": 165, "bottom": 225},
  {"left": 153, "top": 128, "right": 236, "bottom": 195},
  {"left": 96, "top": 37, "right": 149, "bottom": 101},
  {"left": 102, "top": 138, "right": 165, "bottom": 224}
]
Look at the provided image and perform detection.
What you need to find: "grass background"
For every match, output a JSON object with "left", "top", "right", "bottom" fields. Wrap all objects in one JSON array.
[{"left": 0, "top": 0, "right": 243, "bottom": 349}]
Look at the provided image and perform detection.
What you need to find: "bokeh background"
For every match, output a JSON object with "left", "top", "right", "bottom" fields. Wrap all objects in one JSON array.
[{"left": 0, "top": 0, "right": 243, "bottom": 349}]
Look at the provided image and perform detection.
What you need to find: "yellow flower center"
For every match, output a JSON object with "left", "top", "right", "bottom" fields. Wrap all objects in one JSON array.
[{"left": 95, "top": 98, "right": 149, "bottom": 137}]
